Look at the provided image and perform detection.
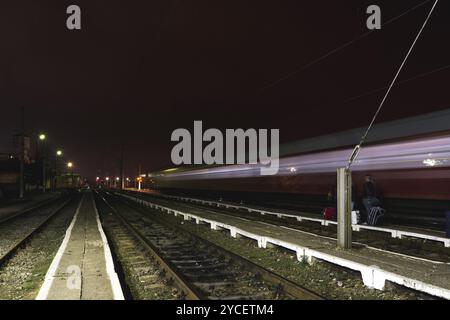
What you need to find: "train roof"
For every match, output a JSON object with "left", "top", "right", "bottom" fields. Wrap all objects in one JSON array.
[
  {"left": 280, "top": 108, "right": 450, "bottom": 157},
  {"left": 149, "top": 108, "right": 450, "bottom": 177}
]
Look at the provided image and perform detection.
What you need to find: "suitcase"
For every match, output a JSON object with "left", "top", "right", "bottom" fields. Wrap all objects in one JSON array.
[
  {"left": 323, "top": 207, "right": 336, "bottom": 220},
  {"left": 368, "top": 207, "right": 385, "bottom": 226}
]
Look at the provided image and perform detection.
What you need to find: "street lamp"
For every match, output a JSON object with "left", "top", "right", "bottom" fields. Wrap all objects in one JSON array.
[
  {"left": 67, "top": 162, "right": 74, "bottom": 188},
  {"left": 53, "top": 149, "right": 63, "bottom": 191},
  {"left": 38, "top": 133, "right": 47, "bottom": 192}
]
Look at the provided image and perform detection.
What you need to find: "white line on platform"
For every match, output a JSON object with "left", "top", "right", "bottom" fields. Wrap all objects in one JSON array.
[
  {"left": 118, "top": 192, "right": 450, "bottom": 299},
  {"left": 280, "top": 225, "right": 450, "bottom": 265},
  {"left": 93, "top": 198, "right": 125, "bottom": 300},
  {"left": 35, "top": 195, "right": 83, "bottom": 300}
]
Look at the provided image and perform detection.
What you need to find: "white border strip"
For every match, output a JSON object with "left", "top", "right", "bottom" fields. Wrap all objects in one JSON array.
[
  {"left": 93, "top": 197, "right": 125, "bottom": 300},
  {"left": 118, "top": 192, "right": 450, "bottom": 300},
  {"left": 159, "top": 193, "right": 450, "bottom": 247},
  {"left": 36, "top": 195, "right": 84, "bottom": 300}
]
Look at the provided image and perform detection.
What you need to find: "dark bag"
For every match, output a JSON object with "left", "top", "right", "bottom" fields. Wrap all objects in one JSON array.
[
  {"left": 368, "top": 206, "right": 385, "bottom": 226},
  {"left": 323, "top": 207, "right": 336, "bottom": 221}
]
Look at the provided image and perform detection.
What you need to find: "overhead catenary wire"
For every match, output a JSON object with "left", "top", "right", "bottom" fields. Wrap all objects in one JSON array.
[
  {"left": 343, "top": 63, "right": 450, "bottom": 103},
  {"left": 347, "top": 0, "right": 440, "bottom": 169},
  {"left": 258, "top": 0, "right": 434, "bottom": 93}
]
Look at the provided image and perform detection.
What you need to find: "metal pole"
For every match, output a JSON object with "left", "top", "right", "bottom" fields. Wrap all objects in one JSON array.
[
  {"left": 120, "top": 145, "right": 125, "bottom": 190},
  {"left": 138, "top": 164, "right": 141, "bottom": 190},
  {"left": 42, "top": 156, "right": 46, "bottom": 193},
  {"left": 337, "top": 167, "right": 352, "bottom": 249},
  {"left": 19, "top": 107, "right": 25, "bottom": 199}
]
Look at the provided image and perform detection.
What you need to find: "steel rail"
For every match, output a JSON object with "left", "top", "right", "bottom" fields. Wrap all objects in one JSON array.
[
  {"left": 110, "top": 191, "right": 324, "bottom": 300},
  {"left": 96, "top": 191, "right": 203, "bottom": 300},
  {"left": 0, "top": 195, "right": 64, "bottom": 226},
  {"left": 0, "top": 196, "right": 74, "bottom": 268}
]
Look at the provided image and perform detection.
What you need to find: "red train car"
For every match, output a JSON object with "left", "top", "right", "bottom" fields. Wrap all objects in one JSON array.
[{"left": 153, "top": 109, "right": 450, "bottom": 201}]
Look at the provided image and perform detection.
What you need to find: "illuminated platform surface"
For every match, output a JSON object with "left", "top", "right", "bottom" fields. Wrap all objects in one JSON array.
[
  {"left": 36, "top": 193, "right": 123, "bottom": 300},
  {"left": 120, "top": 192, "right": 450, "bottom": 299}
]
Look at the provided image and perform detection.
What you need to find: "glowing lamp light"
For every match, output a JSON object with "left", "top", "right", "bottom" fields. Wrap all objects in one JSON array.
[
  {"left": 67, "top": 162, "right": 73, "bottom": 168},
  {"left": 96, "top": 177, "right": 100, "bottom": 181},
  {"left": 116, "top": 177, "right": 120, "bottom": 181},
  {"left": 39, "top": 134, "right": 46, "bottom": 141},
  {"left": 289, "top": 167, "right": 297, "bottom": 173},
  {"left": 106, "top": 177, "right": 110, "bottom": 181},
  {"left": 56, "top": 150, "right": 63, "bottom": 156}
]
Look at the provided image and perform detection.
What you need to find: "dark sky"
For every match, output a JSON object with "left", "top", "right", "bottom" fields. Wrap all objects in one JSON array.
[{"left": 1, "top": 0, "right": 449, "bottom": 179}]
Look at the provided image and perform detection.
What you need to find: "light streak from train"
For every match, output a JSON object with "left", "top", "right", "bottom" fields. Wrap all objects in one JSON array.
[{"left": 159, "top": 135, "right": 450, "bottom": 181}]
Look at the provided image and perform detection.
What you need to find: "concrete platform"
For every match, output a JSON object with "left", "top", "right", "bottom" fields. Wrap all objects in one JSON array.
[
  {"left": 36, "top": 192, "right": 124, "bottom": 300},
  {"left": 0, "top": 193, "right": 60, "bottom": 222},
  {"left": 149, "top": 192, "right": 450, "bottom": 248},
  {"left": 119, "top": 192, "right": 450, "bottom": 300}
]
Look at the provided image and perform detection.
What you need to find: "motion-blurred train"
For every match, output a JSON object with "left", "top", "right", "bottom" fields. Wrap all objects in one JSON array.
[{"left": 146, "top": 109, "right": 450, "bottom": 229}]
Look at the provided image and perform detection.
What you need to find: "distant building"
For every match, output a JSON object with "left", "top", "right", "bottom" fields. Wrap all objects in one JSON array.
[
  {"left": 0, "top": 134, "right": 33, "bottom": 198},
  {"left": 0, "top": 157, "right": 19, "bottom": 197},
  {"left": 13, "top": 134, "right": 32, "bottom": 163},
  {"left": 0, "top": 152, "right": 15, "bottom": 161}
]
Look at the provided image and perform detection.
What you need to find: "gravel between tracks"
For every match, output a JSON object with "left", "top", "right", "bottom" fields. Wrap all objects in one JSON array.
[
  {"left": 140, "top": 204, "right": 437, "bottom": 300},
  {"left": 0, "top": 198, "right": 79, "bottom": 300}
]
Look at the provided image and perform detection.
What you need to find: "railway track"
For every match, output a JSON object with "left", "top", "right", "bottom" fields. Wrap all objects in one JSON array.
[
  {"left": 123, "top": 191, "right": 450, "bottom": 263},
  {"left": 0, "top": 196, "right": 75, "bottom": 268},
  {"left": 95, "top": 190, "right": 323, "bottom": 300},
  {"left": 95, "top": 197, "right": 180, "bottom": 300}
]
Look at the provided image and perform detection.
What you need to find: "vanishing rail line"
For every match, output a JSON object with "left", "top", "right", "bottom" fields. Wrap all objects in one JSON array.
[
  {"left": 95, "top": 190, "right": 323, "bottom": 300},
  {"left": 124, "top": 191, "right": 450, "bottom": 263},
  {"left": 0, "top": 196, "right": 76, "bottom": 268}
]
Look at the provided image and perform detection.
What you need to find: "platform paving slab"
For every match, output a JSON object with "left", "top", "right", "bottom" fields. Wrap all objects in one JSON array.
[{"left": 37, "top": 192, "right": 123, "bottom": 300}]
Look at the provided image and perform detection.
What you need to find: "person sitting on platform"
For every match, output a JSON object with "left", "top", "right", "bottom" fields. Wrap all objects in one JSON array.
[{"left": 362, "top": 174, "right": 380, "bottom": 223}]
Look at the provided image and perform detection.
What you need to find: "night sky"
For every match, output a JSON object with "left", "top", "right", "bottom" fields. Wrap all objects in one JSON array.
[{"left": 1, "top": 0, "right": 449, "bottom": 180}]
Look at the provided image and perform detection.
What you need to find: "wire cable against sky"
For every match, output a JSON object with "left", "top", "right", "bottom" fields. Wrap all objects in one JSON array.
[
  {"left": 258, "top": 0, "right": 433, "bottom": 93},
  {"left": 346, "top": 0, "right": 439, "bottom": 170},
  {"left": 343, "top": 63, "right": 450, "bottom": 103}
]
